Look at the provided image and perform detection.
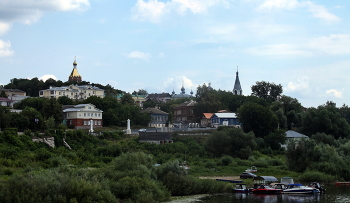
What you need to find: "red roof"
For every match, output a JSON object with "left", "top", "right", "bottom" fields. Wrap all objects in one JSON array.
[
  {"left": 0, "top": 97, "right": 13, "bottom": 102},
  {"left": 203, "top": 113, "right": 213, "bottom": 119}
]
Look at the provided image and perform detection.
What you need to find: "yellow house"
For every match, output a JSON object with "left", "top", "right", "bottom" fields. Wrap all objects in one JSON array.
[{"left": 39, "top": 85, "right": 104, "bottom": 100}]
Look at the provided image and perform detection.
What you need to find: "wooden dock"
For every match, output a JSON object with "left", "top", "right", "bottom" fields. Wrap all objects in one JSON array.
[{"left": 335, "top": 182, "right": 350, "bottom": 186}]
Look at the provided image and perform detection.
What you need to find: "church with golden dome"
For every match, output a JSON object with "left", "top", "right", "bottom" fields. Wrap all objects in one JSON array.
[{"left": 69, "top": 58, "right": 82, "bottom": 83}]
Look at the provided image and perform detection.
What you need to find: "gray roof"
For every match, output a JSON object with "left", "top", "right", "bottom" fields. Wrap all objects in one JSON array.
[
  {"left": 62, "top": 103, "right": 103, "bottom": 112},
  {"left": 172, "top": 93, "right": 192, "bottom": 98},
  {"left": 146, "top": 93, "right": 172, "bottom": 99},
  {"left": 212, "top": 113, "right": 237, "bottom": 118},
  {"left": 254, "top": 176, "right": 278, "bottom": 182},
  {"left": 285, "top": 130, "right": 308, "bottom": 138},
  {"left": 41, "top": 85, "right": 103, "bottom": 91},
  {"left": 142, "top": 107, "right": 168, "bottom": 115}
]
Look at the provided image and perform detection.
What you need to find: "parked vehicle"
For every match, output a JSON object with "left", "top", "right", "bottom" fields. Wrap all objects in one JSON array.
[
  {"left": 282, "top": 183, "right": 320, "bottom": 194},
  {"left": 245, "top": 166, "right": 257, "bottom": 173},
  {"left": 138, "top": 128, "right": 147, "bottom": 132},
  {"left": 240, "top": 172, "right": 257, "bottom": 179}
]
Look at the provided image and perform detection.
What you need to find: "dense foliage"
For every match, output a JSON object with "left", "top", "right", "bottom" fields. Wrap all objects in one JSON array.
[{"left": 3, "top": 77, "right": 124, "bottom": 97}]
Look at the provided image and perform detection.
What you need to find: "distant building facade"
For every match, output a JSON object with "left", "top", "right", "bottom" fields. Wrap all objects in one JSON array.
[
  {"left": 173, "top": 100, "right": 197, "bottom": 123},
  {"left": 142, "top": 107, "right": 169, "bottom": 127},
  {"left": 201, "top": 113, "right": 213, "bottom": 127},
  {"left": 0, "top": 88, "right": 29, "bottom": 104},
  {"left": 0, "top": 97, "right": 14, "bottom": 108},
  {"left": 39, "top": 85, "right": 104, "bottom": 100},
  {"left": 211, "top": 113, "right": 241, "bottom": 128},
  {"left": 62, "top": 103, "right": 103, "bottom": 129},
  {"left": 172, "top": 84, "right": 193, "bottom": 99},
  {"left": 146, "top": 93, "right": 172, "bottom": 103}
]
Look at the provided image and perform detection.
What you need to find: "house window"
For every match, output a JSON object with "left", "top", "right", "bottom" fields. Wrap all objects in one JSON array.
[
  {"left": 67, "top": 113, "right": 69, "bottom": 117},
  {"left": 59, "top": 92, "right": 61, "bottom": 95},
  {"left": 88, "top": 106, "right": 91, "bottom": 109},
  {"left": 84, "top": 113, "right": 86, "bottom": 117},
  {"left": 50, "top": 91, "right": 54, "bottom": 94},
  {"left": 98, "top": 121, "right": 101, "bottom": 125},
  {"left": 93, "top": 91, "right": 95, "bottom": 94},
  {"left": 84, "top": 121, "right": 87, "bottom": 125},
  {"left": 40, "top": 91, "right": 43, "bottom": 95}
]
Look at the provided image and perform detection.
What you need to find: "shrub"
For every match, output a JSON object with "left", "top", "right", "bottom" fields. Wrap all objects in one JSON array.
[
  {"left": 299, "top": 171, "right": 335, "bottom": 184},
  {"left": 220, "top": 155, "right": 233, "bottom": 166}
]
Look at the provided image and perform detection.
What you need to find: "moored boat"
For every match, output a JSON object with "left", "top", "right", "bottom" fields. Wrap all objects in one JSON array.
[
  {"left": 233, "top": 184, "right": 249, "bottom": 193},
  {"left": 251, "top": 185, "right": 282, "bottom": 194},
  {"left": 282, "top": 183, "right": 320, "bottom": 194}
]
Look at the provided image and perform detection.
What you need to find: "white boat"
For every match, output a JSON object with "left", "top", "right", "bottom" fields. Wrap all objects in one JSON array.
[{"left": 282, "top": 183, "right": 320, "bottom": 194}]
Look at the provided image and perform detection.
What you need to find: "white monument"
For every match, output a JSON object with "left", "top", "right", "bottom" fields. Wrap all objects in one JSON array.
[
  {"left": 89, "top": 119, "right": 94, "bottom": 133},
  {"left": 126, "top": 119, "right": 131, "bottom": 134}
]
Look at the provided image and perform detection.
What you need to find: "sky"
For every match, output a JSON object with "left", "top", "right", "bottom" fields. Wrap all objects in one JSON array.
[{"left": 0, "top": 0, "right": 349, "bottom": 108}]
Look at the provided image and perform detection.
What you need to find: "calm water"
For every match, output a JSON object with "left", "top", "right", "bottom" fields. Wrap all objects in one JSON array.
[{"left": 198, "top": 186, "right": 350, "bottom": 203}]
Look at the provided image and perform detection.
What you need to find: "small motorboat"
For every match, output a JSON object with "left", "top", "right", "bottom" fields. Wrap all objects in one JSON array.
[
  {"left": 283, "top": 183, "right": 320, "bottom": 194},
  {"left": 233, "top": 184, "right": 249, "bottom": 193},
  {"left": 251, "top": 185, "right": 282, "bottom": 194}
]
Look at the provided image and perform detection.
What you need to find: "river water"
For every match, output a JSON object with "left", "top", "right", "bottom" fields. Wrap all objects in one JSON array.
[{"left": 197, "top": 185, "right": 350, "bottom": 203}]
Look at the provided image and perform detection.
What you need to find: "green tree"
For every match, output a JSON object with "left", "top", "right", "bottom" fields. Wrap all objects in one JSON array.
[
  {"left": 301, "top": 102, "right": 350, "bottom": 139},
  {"left": 21, "top": 107, "right": 44, "bottom": 131},
  {"left": 0, "top": 90, "right": 7, "bottom": 98},
  {"left": 270, "top": 95, "right": 303, "bottom": 130},
  {"left": 57, "top": 96, "right": 74, "bottom": 105},
  {"left": 42, "top": 97, "right": 63, "bottom": 127},
  {"left": 251, "top": 81, "right": 283, "bottom": 102},
  {"left": 194, "top": 84, "right": 222, "bottom": 120},
  {"left": 204, "top": 127, "right": 257, "bottom": 159},
  {"left": 237, "top": 102, "right": 279, "bottom": 138},
  {"left": 121, "top": 93, "right": 135, "bottom": 105}
]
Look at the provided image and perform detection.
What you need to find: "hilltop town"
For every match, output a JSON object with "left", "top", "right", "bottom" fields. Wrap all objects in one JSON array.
[{"left": 0, "top": 59, "right": 350, "bottom": 202}]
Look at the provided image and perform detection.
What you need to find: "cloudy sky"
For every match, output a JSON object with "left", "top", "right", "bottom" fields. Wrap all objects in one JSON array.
[{"left": 0, "top": 0, "right": 349, "bottom": 108}]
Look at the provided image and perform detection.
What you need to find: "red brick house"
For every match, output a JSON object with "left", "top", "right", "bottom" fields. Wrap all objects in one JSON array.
[{"left": 62, "top": 104, "right": 103, "bottom": 129}]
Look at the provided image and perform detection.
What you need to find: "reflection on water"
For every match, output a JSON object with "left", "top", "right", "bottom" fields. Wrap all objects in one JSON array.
[{"left": 199, "top": 186, "right": 350, "bottom": 203}]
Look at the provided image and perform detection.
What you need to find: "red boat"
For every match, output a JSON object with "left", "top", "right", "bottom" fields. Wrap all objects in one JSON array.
[{"left": 251, "top": 185, "right": 282, "bottom": 194}]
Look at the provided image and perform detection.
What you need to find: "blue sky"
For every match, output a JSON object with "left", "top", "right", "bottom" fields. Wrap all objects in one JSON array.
[{"left": 0, "top": 0, "right": 349, "bottom": 108}]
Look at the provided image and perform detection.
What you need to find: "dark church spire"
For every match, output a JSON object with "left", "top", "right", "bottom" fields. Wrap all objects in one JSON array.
[{"left": 233, "top": 66, "right": 242, "bottom": 95}]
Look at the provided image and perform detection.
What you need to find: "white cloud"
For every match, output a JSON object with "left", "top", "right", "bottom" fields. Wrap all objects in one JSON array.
[
  {"left": 245, "top": 44, "right": 311, "bottom": 56},
  {"left": 259, "top": 0, "right": 300, "bottom": 10},
  {"left": 246, "top": 34, "right": 350, "bottom": 56},
  {"left": 0, "top": 40, "right": 14, "bottom": 57},
  {"left": 325, "top": 89, "right": 343, "bottom": 98},
  {"left": 39, "top": 74, "right": 57, "bottom": 82},
  {"left": 258, "top": 0, "right": 340, "bottom": 22},
  {"left": 0, "top": 22, "right": 11, "bottom": 35},
  {"left": 163, "top": 76, "right": 195, "bottom": 94},
  {"left": 284, "top": 77, "right": 309, "bottom": 92},
  {"left": 0, "top": 0, "right": 90, "bottom": 33},
  {"left": 124, "top": 51, "right": 151, "bottom": 60},
  {"left": 308, "top": 34, "right": 350, "bottom": 55},
  {"left": 131, "top": 0, "right": 228, "bottom": 23}
]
